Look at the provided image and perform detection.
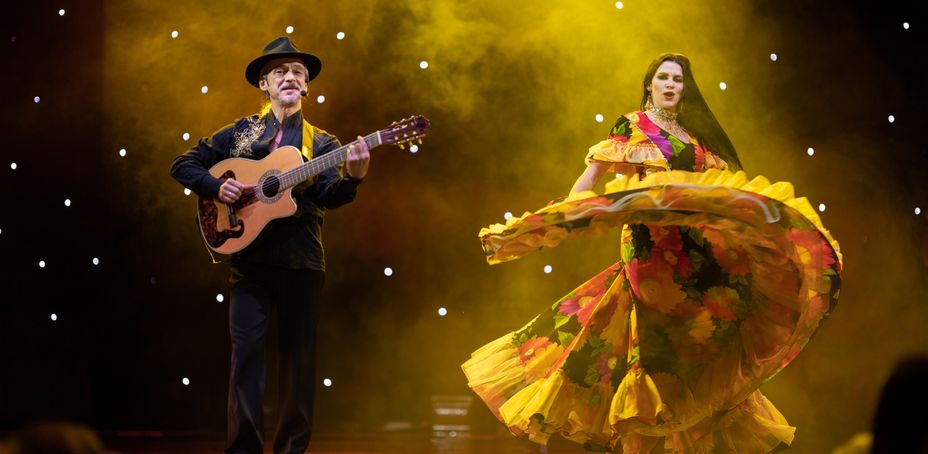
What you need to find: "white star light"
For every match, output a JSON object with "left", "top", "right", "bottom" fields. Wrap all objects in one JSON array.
[
  {"left": 888, "top": 115, "right": 895, "bottom": 123},
  {"left": 92, "top": 257, "right": 100, "bottom": 266},
  {"left": 58, "top": 9, "right": 65, "bottom": 16},
  {"left": 916, "top": 207, "right": 922, "bottom": 215},
  {"left": 504, "top": 211, "right": 512, "bottom": 220},
  {"left": 119, "top": 148, "right": 127, "bottom": 157},
  {"left": 316, "top": 95, "right": 325, "bottom": 104},
  {"left": 419, "top": 60, "right": 429, "bottom": 69},
  {"left": 595, "top": 114, "right": 604, "bottom": 123},
  {"left": 615, "top": 1, "right": 624, "bottom": 8},
  {"left": 323, "top": 378, "right": 333, "bottom": 387},
  {"left": 438, "top": 307, "right": 448, "bottom": 316},
  {"left": 903, "top": 22, "right": 910, "bottom": 30},
  {"left": 182, "top": 377, "right": 190, "bottom": 386},
  {"left": 64, "top": 199, "right": 71, "bottom": 207},
  {"left": 201, "top": 86, "right": 209, "bottom": 94},
  {"left": 216, "top": 294, "right": 224, "bottom": 303},
  {"left": 285, "top": 25, "right": 294, "bottom": 34},
  {"left": 818, "top": 203, "right": 826, "bottom": 212},
  {"left": 543, "top": 265, "right": 553, "bottom": 274},
  {"left": 410, "top": 144, "right": 419, "bottom": 153},
  {"left": 770, "top": 53, "right": 778, "bottom": 61},
  {"left": 34, "top": 96, "right": 40, "bottom": 103},
  {"left": 182, "top": 132, "right": 190, "bottom": 141},
  {"left": 807, "top": 147, "right": 815, "bottom": 156},
  {"left": 384, "top": 267, "right": 393, "bottom": 277},
  {"left": 719, "top": 82, "right": 728, "bottom": 90},
  {"left": 171, "top": 30, "right": 179, "bottom": 39},
  {"left": 39, "top": 260, "right": 46, "bottom": 268},
  {"left": 184, "top": 188, "right": 192, "bottom": 196},
  {"left": 336, "top": 32, "right": 346, "bottom": 40},
  {"left": 51, "top": 313, "right": 58, "bottom": 321},
  {"left": 10, "top": 163, "right": 16, "bottom": 170}
]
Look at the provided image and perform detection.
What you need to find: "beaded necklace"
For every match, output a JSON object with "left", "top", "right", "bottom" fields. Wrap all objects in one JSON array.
[{"left": 647, "top": 104, "right": 689, "bottom": 143}]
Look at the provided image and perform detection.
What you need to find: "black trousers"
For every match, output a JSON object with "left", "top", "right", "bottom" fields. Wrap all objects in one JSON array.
[{"left": 225, "top": 265, "right": 324, "bottom": 454}]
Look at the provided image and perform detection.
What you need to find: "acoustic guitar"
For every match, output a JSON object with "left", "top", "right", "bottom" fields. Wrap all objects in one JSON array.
[{"left": 197, "top": 115, "right": 430, "bottom": 254}]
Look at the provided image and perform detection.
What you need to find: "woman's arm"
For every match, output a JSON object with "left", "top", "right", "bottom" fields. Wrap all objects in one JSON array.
[{"left": 569, "top": 160, "right": 612, "bottom": 194}]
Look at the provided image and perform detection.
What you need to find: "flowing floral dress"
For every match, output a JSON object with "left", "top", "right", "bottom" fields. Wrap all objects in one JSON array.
[{"left": 462, "top": 112, "right": 842, "bottom": 453}]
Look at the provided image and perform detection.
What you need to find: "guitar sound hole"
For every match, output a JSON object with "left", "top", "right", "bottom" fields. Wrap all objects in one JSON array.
[{"left": 262, "top": 176, "right": 281, "bottom": 197}]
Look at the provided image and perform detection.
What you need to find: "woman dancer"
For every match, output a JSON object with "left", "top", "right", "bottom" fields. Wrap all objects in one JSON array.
[{"left": 463, "top": 53, "right": 842, "bottom": 453}]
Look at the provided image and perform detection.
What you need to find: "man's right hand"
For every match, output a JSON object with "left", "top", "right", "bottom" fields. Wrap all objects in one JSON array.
[{"left": 218, "top": 178, "right": 245, "bottom": 204}]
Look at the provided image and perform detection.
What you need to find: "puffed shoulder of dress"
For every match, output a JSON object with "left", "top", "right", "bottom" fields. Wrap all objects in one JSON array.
[{"left": 585, "top": 112, "right": 728, "bottom": 174}]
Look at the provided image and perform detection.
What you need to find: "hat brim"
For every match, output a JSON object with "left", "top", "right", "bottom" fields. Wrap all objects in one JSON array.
[{"left": 245, "top": 52, "right": 322, "bottom": 87}]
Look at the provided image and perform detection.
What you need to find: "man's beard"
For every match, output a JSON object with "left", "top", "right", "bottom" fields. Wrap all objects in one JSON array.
[{"left": 279, "top": 93, "right": 300, "bottom": 106}]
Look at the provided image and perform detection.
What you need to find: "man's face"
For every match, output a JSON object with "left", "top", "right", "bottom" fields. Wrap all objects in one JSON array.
[{"left": 258, "top": 58, "right": 307, "bottom": 106}]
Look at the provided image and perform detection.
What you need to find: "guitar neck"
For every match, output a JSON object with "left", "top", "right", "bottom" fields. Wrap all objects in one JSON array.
[{"left": 278, "top": 131, "right": 381, "bottom": 190}]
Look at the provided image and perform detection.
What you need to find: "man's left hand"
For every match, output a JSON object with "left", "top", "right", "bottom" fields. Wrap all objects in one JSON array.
[{"left": 346, "top": 136, "right": 370, "bottom": 179}]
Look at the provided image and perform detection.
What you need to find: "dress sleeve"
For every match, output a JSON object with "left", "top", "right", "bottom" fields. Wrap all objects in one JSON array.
[{"left": 585, "top": 114, "right": 668, "bottom": 175}]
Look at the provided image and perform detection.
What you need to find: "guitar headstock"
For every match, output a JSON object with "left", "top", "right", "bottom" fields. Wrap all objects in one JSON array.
[{"left": 380, "top": 115, "right": 430, "bottom": 149}]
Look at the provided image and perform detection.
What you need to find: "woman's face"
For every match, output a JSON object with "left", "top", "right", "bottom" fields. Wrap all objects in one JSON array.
[{"left": 649, "top": 60, "right": 684, "bottom": 111}]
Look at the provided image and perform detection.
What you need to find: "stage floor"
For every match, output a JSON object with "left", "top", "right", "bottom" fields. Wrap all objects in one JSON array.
[{"left": 101, "top": 431, "right": 593, "bottom": 454}]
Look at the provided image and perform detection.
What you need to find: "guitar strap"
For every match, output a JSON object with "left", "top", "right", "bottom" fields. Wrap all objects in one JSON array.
[
  {"left": 293, "top": 119, "right": 318, "bottom": 196},
  {"left": 300, "top": 118, "right": 315, "bottom": 160}
]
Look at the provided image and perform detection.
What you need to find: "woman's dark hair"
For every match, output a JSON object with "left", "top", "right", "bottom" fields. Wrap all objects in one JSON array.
[{"left": 639, "top": 53, "right": 743, "bottom": 171}]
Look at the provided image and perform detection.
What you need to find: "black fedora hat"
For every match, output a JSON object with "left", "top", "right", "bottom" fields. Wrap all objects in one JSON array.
[{"left": 245, "top": 36, "right": 322, "bottom": 87}]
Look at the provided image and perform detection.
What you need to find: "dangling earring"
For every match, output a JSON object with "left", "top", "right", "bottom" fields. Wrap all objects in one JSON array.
[{"left": 645, "top": 92, "right": 653, "bottom": 110}]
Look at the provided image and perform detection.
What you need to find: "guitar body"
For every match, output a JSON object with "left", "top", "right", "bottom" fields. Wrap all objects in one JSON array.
[{"left": 197, "top": 146, "right": 304, "bottom": 255}]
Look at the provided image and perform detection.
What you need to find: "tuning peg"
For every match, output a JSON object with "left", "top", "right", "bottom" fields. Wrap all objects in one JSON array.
[
  {"left": 398, "top": 143, "right": 405, "bottom": 150},
  {"left": 418, "top": 139, "right": 423, "bottom": 144}
]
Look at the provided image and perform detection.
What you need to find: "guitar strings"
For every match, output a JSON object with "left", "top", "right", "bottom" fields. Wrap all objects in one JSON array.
[
  {"left": 260, "top": 132, "right": 377, "bottom": 196},
  {"left": 249, "top": 126, "right": 418, "bottom": 198}
]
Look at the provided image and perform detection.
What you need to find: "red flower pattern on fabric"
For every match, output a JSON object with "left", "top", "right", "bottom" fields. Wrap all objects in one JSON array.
[
  {"left": 518, "top": 336, "right": 551, "bottom": 364},
  {"left": 626, "top": 257, "right": 686, "bottom": 313},
  {"left": 703, "top": 229, "right": 752, "bottom": 276},
  {"left": 787, "top": 229, "right": 836, "bottom": 270},
  {"left": 653, "top": 247, "right": 694, "bottom": 279},
  {"left": 703, "top": 286, "right": 740, "bottom": 321},
  {"left": 559, "top": 297, "right": 580, "bottom": 317},
  {"left": 694, "top": 145, "right": 706, "bottom": 171},
  {"left": 649, "top": 226, "right": 693, "bottom": 278},
  {"left": 559, "top": 294, "right": 600, "bottom": 326},
  {"left": 649, "top": 226, "right": 683, "bottom": 251}
]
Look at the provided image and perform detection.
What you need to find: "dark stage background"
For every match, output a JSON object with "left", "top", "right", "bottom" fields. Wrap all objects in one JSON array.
[{"left": 2, "top": 1, "right": 927, "bottom": 452}]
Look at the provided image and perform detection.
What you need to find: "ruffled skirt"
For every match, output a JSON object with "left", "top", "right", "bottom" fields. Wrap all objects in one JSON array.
[{"left": 463, "top": 170, "right": 842, "bottom": 452}]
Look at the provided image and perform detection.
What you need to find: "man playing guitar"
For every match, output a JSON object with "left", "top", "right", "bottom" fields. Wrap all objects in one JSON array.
[{"left": 170, "top": 36, "right": 370, "bottom": 454}]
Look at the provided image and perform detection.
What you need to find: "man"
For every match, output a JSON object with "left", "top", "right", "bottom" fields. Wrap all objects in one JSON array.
[{"left": 170, "top": 36, "right": 370, "bottom": 454}]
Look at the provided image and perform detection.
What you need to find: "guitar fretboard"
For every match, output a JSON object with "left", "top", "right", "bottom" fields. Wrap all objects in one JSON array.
[{"left": 277, "top": 132, "right": 381, "bottom": 190}]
